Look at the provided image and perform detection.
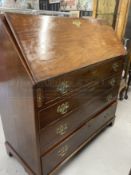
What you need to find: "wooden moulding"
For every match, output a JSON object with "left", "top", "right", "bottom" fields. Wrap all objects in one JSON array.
[
  {"left": 92, "top": 0, "right": 119, "bottom": 26},
  {"left": 92, "top": 0, "right": 131, "bottom": 32},
  {"left": 93, "top": 0, "right": 98, "bottom": 18},
  {"left": 115, "top": 0, "right": 131, "bottom": 40},
  {"left": 5, "top": 142, "right": 36, "bottom": 175}
]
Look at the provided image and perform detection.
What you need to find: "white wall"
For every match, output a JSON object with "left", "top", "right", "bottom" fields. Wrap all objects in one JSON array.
[{"left": 0, "top": 0, "right": 39, "bottom": 9}]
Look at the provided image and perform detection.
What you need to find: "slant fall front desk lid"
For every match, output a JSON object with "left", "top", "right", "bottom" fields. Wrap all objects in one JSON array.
[{"left": 4, "top": 13, "right": 126, "bottom": 83}]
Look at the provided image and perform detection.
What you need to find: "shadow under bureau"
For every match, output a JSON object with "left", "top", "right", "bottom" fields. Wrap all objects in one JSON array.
[{"left": 0, "top": 13, "right": 126, "bottom": 175}]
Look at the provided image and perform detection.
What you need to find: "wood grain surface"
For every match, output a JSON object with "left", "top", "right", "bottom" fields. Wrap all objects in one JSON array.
[
  {"left": 5, "top": 13, "right": 126, "bottom": 82},
  {"left": 39, "top": 74, "right": 121, "bottom": 130},
  {"left": 0, "top": 15, "right": 41, "bottom": 175},
  {"left": 41, "top": 103, "right": 117, "bottom": 175},
  {"left": 0, "top": 13, "right": 126, "bottom": 175},
  {"left": 39, "top": 73, "right": 120, "bottom": 154},
  {"left": 36, "top": 57, "right": 123, "bottom": 106}
]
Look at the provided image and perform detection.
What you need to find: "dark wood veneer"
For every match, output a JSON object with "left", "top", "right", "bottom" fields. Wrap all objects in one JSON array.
[
  {"left": 38, "top": 58, "right": 123, "bottom": 105},
  {"left": 42, "top": 103, "right": 117, "bottom": 175},
  {"left": 0, "top": 15, "right": 40, "bottom": 175},
  {"left": 0, "top": 13, "right": 126, "bottom": 175},
  {"left": 39, "top": 74, "right": 121, "bottom": 129}
]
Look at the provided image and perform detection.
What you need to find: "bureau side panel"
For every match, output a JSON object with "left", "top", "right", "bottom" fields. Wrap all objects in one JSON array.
[{"left": 0, "top": 16, "right": 40, "bottom": 174}]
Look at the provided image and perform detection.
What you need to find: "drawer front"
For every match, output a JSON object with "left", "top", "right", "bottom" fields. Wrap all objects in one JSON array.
[
  {"left": 40, "top": 86, "right": 117, "bottom": 154},
  {"left": 36, "top": 57, "right": 123, "bottom": 107},
  {"left": 39, "top": 75, "right": 121, "bottom": 129},
  {"left": 41, "top": 103, "right": 117, "bottom": 175}
]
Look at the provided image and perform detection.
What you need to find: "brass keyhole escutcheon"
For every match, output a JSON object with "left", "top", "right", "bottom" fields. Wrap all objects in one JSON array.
[{"left": 73, "top": 20, "right": 81, "bottom": 27}]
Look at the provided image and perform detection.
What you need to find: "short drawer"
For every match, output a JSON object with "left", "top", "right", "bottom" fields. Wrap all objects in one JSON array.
[
  {"left": 38, "top": 75, "right": 121, "bottom": 129},
  {"left": 41, "top": 103, "right": 117, "bottom": 175},
  {"left": 36, "top": 57, "right": 123, "bottom": 107}
]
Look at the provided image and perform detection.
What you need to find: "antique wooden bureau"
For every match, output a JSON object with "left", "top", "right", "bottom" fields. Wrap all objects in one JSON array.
[{"left": 0, "top": 13, "right": 126, "bottom": 175}]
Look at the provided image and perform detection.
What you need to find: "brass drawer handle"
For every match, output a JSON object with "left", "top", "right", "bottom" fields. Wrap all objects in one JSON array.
[
  {"left": 109, "top": 78, "right": 116, "bottom": 87},
  {"left": 106, "top": 94, "right": 113, "bottom": 102},
  {"left": 57, "top": 102, "right": 69, "bottom": 115},
  {"left": 56, "top": 123, "right": 68, "bottom": 136},
  {"left": 58, "top": 145, "right": 69, "bottom": 158},
  {"left": 112, "top": 63, "right": 119, "bottom": 72},
  {"left": 57, "top": 81, "right": 70, "bottom": 94}
]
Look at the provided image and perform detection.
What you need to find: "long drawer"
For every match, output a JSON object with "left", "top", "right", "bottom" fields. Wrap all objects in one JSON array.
[
  {"left": 39, "top": 86, "right": 117, "bottom": 154},
  {"left": 41, "top": 103, "right": 117, "bottom": 175},
  {"left": 38, "top": 75, "right": 121, "bottom": 129},
  {"left": 36, "top": 57, "right": 123, "bottom": 107}
]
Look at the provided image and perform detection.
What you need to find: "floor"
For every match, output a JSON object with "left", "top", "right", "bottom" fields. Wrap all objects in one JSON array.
[{"left": 0, "top": 92, "right": 131, "bottom": 175}]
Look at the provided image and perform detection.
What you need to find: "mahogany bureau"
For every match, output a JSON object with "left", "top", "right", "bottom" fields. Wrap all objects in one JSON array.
[{"left": 0, "top": 13, "right": 126, "bottom": 175}]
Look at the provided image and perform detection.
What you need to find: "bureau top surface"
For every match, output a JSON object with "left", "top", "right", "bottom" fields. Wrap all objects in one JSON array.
[{"left": 4, "top": 13, "right": 126, "bottom": 83}]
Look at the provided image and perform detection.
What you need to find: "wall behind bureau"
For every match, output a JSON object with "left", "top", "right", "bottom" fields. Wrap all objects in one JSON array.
[{"left": 0, "top": 0, "right": 39, "bottom": 9}]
